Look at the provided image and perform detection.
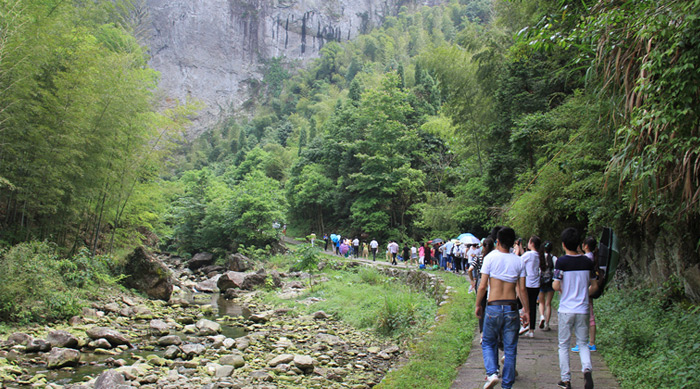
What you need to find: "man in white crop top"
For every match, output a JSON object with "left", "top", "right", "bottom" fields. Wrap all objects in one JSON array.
[{"left": 475, "top": 227, "right": 529, "bottom": 389}]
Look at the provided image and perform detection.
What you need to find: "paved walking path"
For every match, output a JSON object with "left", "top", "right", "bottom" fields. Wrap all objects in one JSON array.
[{"left": 451, "top": 314, "right": 619, "bottom": 389}]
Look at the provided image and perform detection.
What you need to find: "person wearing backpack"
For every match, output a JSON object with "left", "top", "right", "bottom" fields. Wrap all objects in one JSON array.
[
  {"left": 573, "top": 236, "right": 602, "bottom": 353},
  {"left": 537, "top": 241, "right": 556, "bottom": 331}
]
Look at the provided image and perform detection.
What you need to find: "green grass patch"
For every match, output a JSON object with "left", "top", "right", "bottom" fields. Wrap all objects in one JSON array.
[
  {"left": 596, "top": 282, "right": 700, "bottom": 388},
  {"left": 377, "top": 272, "right": 476, "bottom": 388},
  {"left": 261, "top": 264, "right": 436, "bottom": 340}
]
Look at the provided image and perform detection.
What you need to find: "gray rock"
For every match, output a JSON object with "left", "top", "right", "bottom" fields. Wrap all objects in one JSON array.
[
  {"left": 316, "top": 333, "right": 342, "bottom": 346},
  {"left": 235, "top": 337, "right": 250, "bottom": 351},
  {"left": 149, "top": 319, "right": 170, "bottom": 336},
  {"left": 199, "top": 264, "right": 226, "bottom": 276},
  {"left": 216, "top": 364, "right": 235, "bottom": 377},
  {"left": 121, "top": 246, "right": 173, "bottom": 301},
  {"left": 164, "top": 345, "right": 181, "bottom": 359},
  {"left": 139, "top": 374, "right": 158, "bottom": 384},
  {"left": 86, "top": 327, "right": 131, "bottom": 348},
  {"left": 312, "top": 311, "right": 329, "bottom": 319},
  {"left": 103, "top": 303, "right": 121, "bottom": 313},
  {"left": 195, "top": 274, "right": 221, "bottom": 293},
  {"left": 227, "top": 253, "right": 253, "bottom": 272},
  {"left": 241, "top": 271, "right": 267, "bottom": 290},
  {"left": 378, "top": 351, "right": 391, "bottom": 360},
  {"left": 219, "top": 354, "right": 245, "bottom": 368},
  {"left": 250, "top": 370, "right": 273, "bottom": 381},
  {"left": 7, "top": 332, "right": 31, "bottom": 346},
  {"left": 95, "top": 369, "right": 126, "bottom": 388},
  {"left": 46, "top": 347, "right": 81, "bottom": 369},
  {"left": 157, "top": 335, "right": 183, "bottom": 346},
  {"left": 143, "top": 0, "right": 405, "bottom": 137},
  {"left": 25, "top": 338, "right": 51, "bottom": 353},
  {"left": 168, "top": 298, "right": 190, "bottom": 307},
  {"left": 195, "top": 319, "right": 221, "bottom": 335},
  {"left": 47, "top": 330, "right": 79, "bottom": 349},
  {"left": 383, "top": 345, "right": 400, "bottom": 354},
  {"left": 250, "top": 311, "right": 272, "bottom": 323},
  {"left": 286, "top": 281, "right": 305, "bottom": 289},
  {"left": 222, "top": 338, "right": 236, "bottom": 349},
  {"left": 293, "top": 355, "right": 315, "bottom": 373},
  {"left": 132, "top": 306, "right": 154, "bottom": 319},
  {"left": 180, "top": 343, "right": 206, "bottom": 359},
  {"left": 187, "top": 252, "right": 214, "bottom": 271},
  {"left": 268, "top": 353, "right": 294, "bottom": 367},
  {"left": 89, "top": 338, "right": 113, "bottom": 349},
  {"left": 217, "top": 271, "right": 247, "bottom": 291}
]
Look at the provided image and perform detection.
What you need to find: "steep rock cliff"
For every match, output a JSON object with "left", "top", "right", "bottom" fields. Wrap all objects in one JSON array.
[{"left": 143, "top": 0, "right": 444, "bottom": 136}]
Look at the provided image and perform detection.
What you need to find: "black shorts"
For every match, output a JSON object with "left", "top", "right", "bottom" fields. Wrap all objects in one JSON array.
[{"left": 540, "top": 281, "right": 554, "bottom": 293}]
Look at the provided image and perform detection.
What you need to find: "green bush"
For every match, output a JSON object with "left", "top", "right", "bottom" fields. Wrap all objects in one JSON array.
[
  {"left": 0, "top": 242, "right": 118, "bottom": 324},
  {"left": 358, "top": 267, "right": 385, "bottom": 285},
  {"left": 596, "top": 284, "right": 700, "bottom": 388},
  {"left": 376, "top": 293, "right": 421, "bottom": 336}
]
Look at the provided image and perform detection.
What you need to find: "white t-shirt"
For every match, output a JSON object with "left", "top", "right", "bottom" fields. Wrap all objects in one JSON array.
[
  {"left": 370, "top": 240, "right": 378, "bottom": 249},
  {"left": 521, "top": 250, "right": 541, "bottom": 288},
  {"left": 353, "top": 238, "right": 359, "bottom": 246},
  {"left": 389, "top": 242, "right": 399, "bottom": 253},
  {"left": 481, "top": 250, "right": 526, "bottom": 284},
  {"left": 554, "top": 254, "right": 594, "bottom": 314}
]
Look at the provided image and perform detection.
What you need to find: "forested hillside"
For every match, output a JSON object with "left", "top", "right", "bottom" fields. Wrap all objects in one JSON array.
[{"left": 1, "top": 0, "right": 699, "bottom": 302}]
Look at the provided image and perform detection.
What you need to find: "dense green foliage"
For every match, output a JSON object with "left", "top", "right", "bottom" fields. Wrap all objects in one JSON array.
[
  {"left": 596, "top": 281, "right": 700, "bottom": 388},
  {"left": 0, "top": 0, "right": 187, "bottom": 252},
  {"left": 165, "top": 1, "right": 700, "bottom": 297},
  {"left": 0, "top": 242, "right": 119, "bottom": 324}
]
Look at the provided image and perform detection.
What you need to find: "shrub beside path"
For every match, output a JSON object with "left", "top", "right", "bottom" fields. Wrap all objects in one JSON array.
[{"left": 451, "top": 314, "right": 619, "bottom": 389}]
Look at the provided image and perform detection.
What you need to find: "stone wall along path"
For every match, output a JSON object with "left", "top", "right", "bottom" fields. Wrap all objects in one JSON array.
[{"left": 451, "top": 313, "right": 619, "bottom": 388}]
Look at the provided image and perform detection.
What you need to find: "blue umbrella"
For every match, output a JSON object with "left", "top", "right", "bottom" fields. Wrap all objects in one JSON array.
[{"left": 457, "top": 233, "right": 477, "bottom": 241}]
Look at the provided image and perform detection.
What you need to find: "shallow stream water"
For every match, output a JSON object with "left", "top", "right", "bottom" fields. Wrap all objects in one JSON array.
[{"left": 9, "top": 292, "right": 250, "bottom": 387}]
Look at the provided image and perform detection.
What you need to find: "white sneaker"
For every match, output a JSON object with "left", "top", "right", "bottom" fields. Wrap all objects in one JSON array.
[
  {"left": 527, "top": 330, "right": 534, "bottom": 338},
  {"left": 544, "top": 323, "right": 551, "bottom": 331},
  {"left": 539, "top": 316, "right": 546, "bottom": 329},
  {"left": 484, "top": 373, "right": 500, "bottom": 389},
  {"left": 519, "top": 325, "right": 528, "bottom": 335}
]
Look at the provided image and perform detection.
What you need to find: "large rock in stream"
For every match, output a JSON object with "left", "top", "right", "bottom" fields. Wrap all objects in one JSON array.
[
  {"left": 217, "top": 269, "right": 275, "bottom": 291},
  {"left": 46, "top": 347, "right": 81, "bottom": 369},
  {"left": 86, "top": 327, "right": 132, "bottom": 348},
  {"left": 187, "top": 252, "right": 214, "bottom": 271},
  {"left": 121, "top": 246, "right": 173, "bottom": 301},
  {"left": 47, "top": 330, "right": 79, "bottom": 349}
]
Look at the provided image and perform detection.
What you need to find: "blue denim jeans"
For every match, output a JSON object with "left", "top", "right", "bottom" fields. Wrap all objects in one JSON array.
[{"left": 482, "top": 304, "right": 520, "bottom": 388}]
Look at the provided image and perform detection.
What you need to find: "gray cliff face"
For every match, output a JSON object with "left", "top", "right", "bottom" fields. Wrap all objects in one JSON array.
[{"left": 143, "top": 0, "right": 444, "bottom": 136}]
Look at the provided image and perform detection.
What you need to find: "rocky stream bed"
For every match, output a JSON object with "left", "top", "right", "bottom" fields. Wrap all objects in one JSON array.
[{"left": 0, "top": 250, "right": 446, "bottom": 388}]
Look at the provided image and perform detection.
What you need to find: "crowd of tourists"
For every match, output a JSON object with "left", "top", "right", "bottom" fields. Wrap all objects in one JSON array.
[
  {"left": 315, "top": 227, "right": 601, "bottom": 389},
  {"left": 472, "top": 226, "right": 602, "bottom": 389}
]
